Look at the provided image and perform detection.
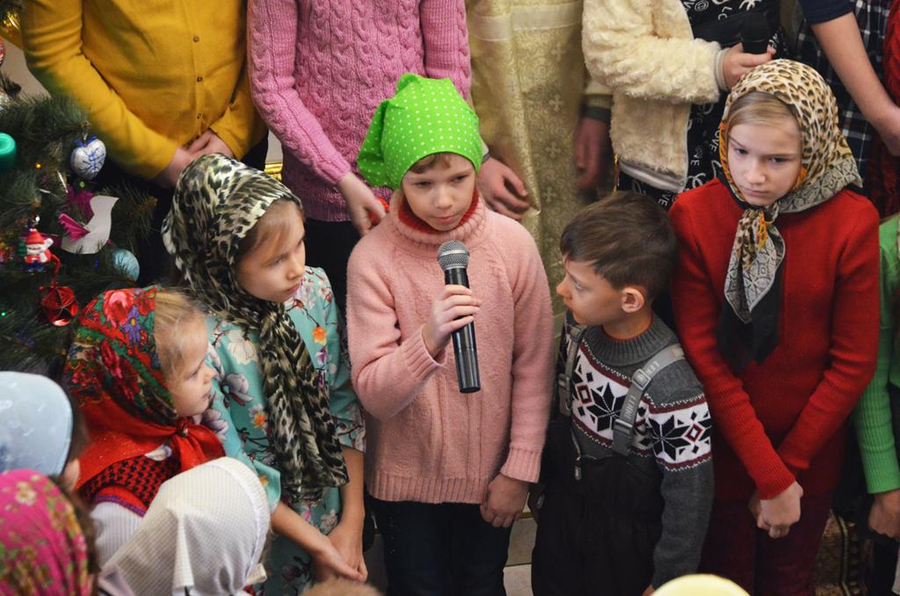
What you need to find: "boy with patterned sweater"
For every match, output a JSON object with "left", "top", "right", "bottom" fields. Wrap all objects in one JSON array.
[{"left": 532, "top": 193, "right": 713, "bottom": 596}]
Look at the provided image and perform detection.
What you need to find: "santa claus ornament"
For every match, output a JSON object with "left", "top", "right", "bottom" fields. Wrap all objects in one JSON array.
[{"left": 22, "top": 228, "right": 58, "bottom": 273}]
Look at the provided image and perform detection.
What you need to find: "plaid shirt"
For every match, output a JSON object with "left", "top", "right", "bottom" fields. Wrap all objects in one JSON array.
[{"left": 796, "top": 0, "right": 892, "bottom": 186}]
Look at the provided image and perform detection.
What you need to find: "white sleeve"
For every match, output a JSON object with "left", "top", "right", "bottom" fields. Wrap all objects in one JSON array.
[{"left": 91, "top": 502, "right": 143, "bottom": 566}]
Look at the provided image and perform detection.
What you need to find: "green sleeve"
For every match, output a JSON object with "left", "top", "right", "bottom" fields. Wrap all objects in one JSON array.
[{"left": 854, "top": 216, "right": 900, "bottom": 493}]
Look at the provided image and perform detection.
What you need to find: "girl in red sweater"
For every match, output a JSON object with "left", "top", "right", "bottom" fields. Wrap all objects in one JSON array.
[{"left": 670, "top": 59, "right": 880, "bottom": 594}]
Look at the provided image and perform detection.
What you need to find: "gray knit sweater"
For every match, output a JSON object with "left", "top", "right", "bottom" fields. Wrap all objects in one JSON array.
[{"left": 563, "top": 315, "right": 713, "bottom": 587}]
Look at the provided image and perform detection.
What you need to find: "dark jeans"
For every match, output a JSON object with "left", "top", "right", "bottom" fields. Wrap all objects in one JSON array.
[
  {"left": 93, "top": 138, "right": 268, "bottom": 285},
  {"left": 369, "top": 496, "right": 512, "bottom": 596},
  {"left": 699, "top": 493, "right": 833, "bottom": 595},
  {"left": 304, "top": 218, "right": 359, "bottom": 314}
]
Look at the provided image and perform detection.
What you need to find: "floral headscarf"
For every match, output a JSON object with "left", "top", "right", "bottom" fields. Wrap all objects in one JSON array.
[
  {"left": 162, "top": 154, "right": 347, "bottom": 501},
  {"left": 64, "top": 287, "right": 223, "bottom": 506},
  {"left": 716, "top": 60, "right": 861, "bottom": 369},
  {"left": 0, "top": 470, "right": 92, "bottom": 596}
]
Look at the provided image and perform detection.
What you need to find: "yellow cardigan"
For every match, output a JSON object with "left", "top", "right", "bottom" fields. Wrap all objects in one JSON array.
[{"left": 22, "top": 0, "right": 265, "bottom": 179}]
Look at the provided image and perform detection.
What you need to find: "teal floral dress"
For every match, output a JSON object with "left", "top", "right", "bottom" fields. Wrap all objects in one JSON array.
[{"left": 202, "top": 268, "right": 365, "bottom": 595}]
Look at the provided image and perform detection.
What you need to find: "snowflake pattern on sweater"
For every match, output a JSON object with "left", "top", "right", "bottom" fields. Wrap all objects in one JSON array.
[{"left": 571, "top": 349, "right": 712, "bottom": 470}]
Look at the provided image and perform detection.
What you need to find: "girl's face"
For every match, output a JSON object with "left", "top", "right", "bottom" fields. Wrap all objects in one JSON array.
[
  {"left": 401, "top": 154, "right": 476, "bottom": 231},
  {"left": 236, "top": 205, "right": 306, "bottom": 303},
  {"left": 166, "top": 317, "right": 215, "bottom": 418},
  {"left": 727, "top": 117, "right": 803, "bottom": 208}
]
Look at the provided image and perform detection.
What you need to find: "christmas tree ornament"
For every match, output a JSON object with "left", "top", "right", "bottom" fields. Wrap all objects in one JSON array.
[
  {"left": 111, "top": 247, "right": 140, "bottom": 281},
  {"left": 39, "top": 281, "right": 79, "bottom": 327},
  {"left": 0, "top": 132, "right": 16, "bottom": 173},
  {"left": 22, "top": 228, "right": 59, "bottom": 273},
  {"left": 70, "top": 136, "right": 106, "bottom": 180},
  {"left": 0, "top": 240, "right": 12, "bottom": 264},
  {"left": 59, "top": 195, "right": 118, "bottom": 254}
]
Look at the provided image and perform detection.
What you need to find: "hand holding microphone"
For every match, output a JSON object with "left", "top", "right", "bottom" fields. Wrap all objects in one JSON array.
[
  {"left": 425, "top": 241, "right": 482, "bottom": 393},
  {"left": 722, "top": 12, "right": 774, "bottom": 89}
]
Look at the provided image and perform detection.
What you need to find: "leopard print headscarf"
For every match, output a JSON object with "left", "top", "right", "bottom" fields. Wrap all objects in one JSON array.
[
  {"left": 162, "top": 154, "right": 347, "bottom": 501},
  {"left": 717, "top": 60, "right": 861, "bottom": 369}
]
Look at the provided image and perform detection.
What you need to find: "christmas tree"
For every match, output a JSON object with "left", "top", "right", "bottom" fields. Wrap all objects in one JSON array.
[{"left": 0, "top": 66, "right": 154, "bottom": 375}]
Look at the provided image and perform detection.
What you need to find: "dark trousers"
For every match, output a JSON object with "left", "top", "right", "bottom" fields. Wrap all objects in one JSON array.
[
  {"left": 93, "top": 139, "right": 268, "bottom": 286},
  {"left": 304, "top": 218, "right": 359, "bottom": 314},
  {"left": 699, "top": 493, "right": 833, "bottom": 595},
  {"left": 369, "top": 497, "right": 512, "bottom": 596},
  {"left": 531, "top": 459, "right": 663, "bottom": 596}
]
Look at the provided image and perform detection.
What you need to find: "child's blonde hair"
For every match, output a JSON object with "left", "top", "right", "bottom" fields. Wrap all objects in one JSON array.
[
  {"left": 725, "top": 91, "right": 798, "bottom": 134},
  {"left": 237, "top": 199, "right": 304, "bottom": 261},
  {"left": 154, "top": 288, "right": 206, "bottom": 378}
]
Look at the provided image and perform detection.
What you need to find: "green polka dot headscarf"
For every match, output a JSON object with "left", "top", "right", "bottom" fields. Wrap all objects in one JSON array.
[{"left": 358, "top": 73, "right": 482, "bottom": 190}]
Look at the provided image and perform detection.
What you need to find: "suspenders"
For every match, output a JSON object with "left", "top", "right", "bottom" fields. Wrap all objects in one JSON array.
[{"left": 556, "top": 324, "right": 685, "bottom": 471}]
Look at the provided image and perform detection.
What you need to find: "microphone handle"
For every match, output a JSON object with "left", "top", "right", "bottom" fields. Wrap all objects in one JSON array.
[
  {"left": 444, "top": 267, "right": 481, "bottom": 393},
  {"left": 742, "top": 37, "right": 769, "bottom": 54}
]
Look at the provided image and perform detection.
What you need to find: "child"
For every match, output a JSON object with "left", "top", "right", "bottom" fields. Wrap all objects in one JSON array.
[
  {"left": 247, "top": 0, "right": 470, "bottom": 309},
  {"left": 670, "top": 60, "right": 880, "bottom": 593},
  {"left": 98, "top": 457, "right": 270, "bottom": 595},
  {"left": 0, "top": 372, "right": 87, "bottom": 491},
  {"left": 163, "top": 154, "right": 367, "bottom": 593},
  {"left": 853, "top": 211, "right": 900, "bottom": 593},
  {"left": 0, "top": 469, "right": 98, "bottom": 596},
  {"left": 347, "top": 74, "right": 554, "bottom": 594},
  {"left": 64, "top": 286, "right": 225, "bottom": 565},
  {"left": 531, "top": 194, "right": 713, "bottom": 596}
]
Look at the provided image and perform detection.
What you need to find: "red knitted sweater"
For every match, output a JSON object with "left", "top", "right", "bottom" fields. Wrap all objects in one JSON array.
[{"left": 670, "top": 180, "right": 880, "bottom": 500}]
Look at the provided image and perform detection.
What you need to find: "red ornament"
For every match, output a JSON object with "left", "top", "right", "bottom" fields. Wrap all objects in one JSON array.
[{"left": 40, "top": 282, "right": 79, "bottom": 326}]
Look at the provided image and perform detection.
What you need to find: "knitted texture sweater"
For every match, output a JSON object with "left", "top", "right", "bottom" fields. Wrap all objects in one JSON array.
[
  {"left": 247, "top": 0, "right": 471, "bottom": 222},
  {"left": 564, "top": 315, "right": 713, "bottom": 587},
  {"left": 346, "top": 194, "right": 554, "bottom": 504},
  {"left": 670, "top": 180, "right": 880, "bottom": 500}
]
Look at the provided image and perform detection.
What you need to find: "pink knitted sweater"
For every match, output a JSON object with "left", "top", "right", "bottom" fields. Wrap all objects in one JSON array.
[
  {"left": 347, "top": 194, "right": 555, "bottom": 504},
  {"left": 247, "top": 0, "right": 471, "bottom": 222}
]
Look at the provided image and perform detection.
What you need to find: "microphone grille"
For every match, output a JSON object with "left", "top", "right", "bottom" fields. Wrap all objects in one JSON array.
[{"left": 437, "top": 240, "right": 469, "bottom": 271}]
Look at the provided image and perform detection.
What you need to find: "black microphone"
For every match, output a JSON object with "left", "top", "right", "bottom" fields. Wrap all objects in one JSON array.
[
  {"left": 437, "top": 240, "right": 481, "bottom": 394},
  {"left": 740, "top": 12, "right": 770, "bottom": 55}
]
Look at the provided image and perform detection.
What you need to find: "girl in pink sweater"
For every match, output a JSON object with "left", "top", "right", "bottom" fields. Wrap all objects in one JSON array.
[
  {"left": 347, "top": 75, "right": 554, "bottom": 595},
  {"left": 247, "top": 0, "right": 471, "bottom": 311}
]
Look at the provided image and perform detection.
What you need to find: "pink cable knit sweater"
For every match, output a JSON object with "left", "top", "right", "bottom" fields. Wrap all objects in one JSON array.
[
  {"left": 247, "top": 0, "right": 471, "bottom": 222},
  {"left": 347, "top": 194, "right": 554, "bottom": 504}
]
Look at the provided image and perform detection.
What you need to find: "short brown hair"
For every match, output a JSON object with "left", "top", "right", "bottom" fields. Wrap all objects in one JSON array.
[
  {"left": 407, "top": 152, "right": 457, "bottom": 174},
  {"left": 559, "top": 192, "right": 677, "bottom": 300}
]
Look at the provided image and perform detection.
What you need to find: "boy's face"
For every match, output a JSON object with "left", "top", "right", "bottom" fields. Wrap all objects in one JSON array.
[
  {"left": 401, "top": 154, "right": 476, "bottom": 232},
  {"left": 557, "top": 258, "right": 631, "bottom": 327}
]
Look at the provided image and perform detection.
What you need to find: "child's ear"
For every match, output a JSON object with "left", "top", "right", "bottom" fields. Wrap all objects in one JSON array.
[{"left": 620, "top": 286, "right": 645, "bottom": 313}]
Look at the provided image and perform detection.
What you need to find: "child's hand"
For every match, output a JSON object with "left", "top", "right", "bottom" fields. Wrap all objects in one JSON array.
[
  {"left": 153, "top": 147, "right": 196, "bottom": 189},
  {"left": 186, "top": 129, "right": 235, "bottom": 159},
  {"left": 327, "top": 519, "right": 369, "bottom": 581},
  {"left": 422, "top": 285, "right": 480, "bottom": 358},
  {"left": 480, "top": 474, "right": 528, "bottom": 528},
  {"left": 722, "top": 44, "right": 775, "bottom": 89},
  {"left": 337, "top": 173, "right": 387, "bottom": 236},
  {"left": 869, "top": 488, "right": 900, "bottom": 538},
  {"left": 310, "top": 533, "right": 365, "bottom": 583},
  {"left": 477, "top": 157, "right": 530, "bottom": 221},
  {"left": 757, "top": 481, "right": 803, "bottom": 539}
]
